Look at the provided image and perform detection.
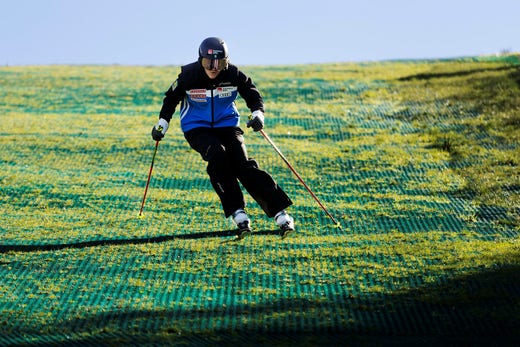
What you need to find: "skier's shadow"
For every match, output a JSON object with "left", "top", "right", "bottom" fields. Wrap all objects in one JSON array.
[{"left": 0, "top": 229, "right": 282, "bottom": 253}]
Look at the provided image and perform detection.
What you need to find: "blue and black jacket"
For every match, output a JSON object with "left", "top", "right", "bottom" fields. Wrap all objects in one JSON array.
[{"left": 159, "top": 62, "right": 264, "bottom": 133}]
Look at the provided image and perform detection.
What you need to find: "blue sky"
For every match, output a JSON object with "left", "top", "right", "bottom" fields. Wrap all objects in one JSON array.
[{"left": 1, "top": 0, "right": 518, "bottom": 66}]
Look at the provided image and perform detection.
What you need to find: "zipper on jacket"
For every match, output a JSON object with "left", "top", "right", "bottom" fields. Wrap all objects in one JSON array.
[{"left": 210, "top": 86, "right": 215, "bottom": 127}]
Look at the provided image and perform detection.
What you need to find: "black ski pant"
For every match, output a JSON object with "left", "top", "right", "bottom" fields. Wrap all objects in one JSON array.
[{"left": 184, "top": 127, "right": 292, "bottom": 218}]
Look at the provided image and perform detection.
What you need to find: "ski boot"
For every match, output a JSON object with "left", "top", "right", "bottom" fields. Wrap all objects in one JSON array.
[
  {"left": 275, "top": 211, "right": 295, "bottom": 239},
  {"left": 233, "top": 209, "right": 251, "bottom": 240}
]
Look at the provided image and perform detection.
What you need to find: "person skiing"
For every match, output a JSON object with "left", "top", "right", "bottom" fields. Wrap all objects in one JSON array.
[{"left": 151, "top": 37, "right": 295, "bottom": 237}]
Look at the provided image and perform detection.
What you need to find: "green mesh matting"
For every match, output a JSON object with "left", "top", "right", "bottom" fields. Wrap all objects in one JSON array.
[{"left": 0, "top": 61, "right": 519, "bottom": 346}]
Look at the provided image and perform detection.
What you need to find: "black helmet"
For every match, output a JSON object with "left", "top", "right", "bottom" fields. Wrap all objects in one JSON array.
[{"left": 198, "top": 37, "right": 229, "bottom": 71}]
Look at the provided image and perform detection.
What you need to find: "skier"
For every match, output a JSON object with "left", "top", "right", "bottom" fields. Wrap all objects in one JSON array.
[{"left": 151, "top": 37, "right": 295, "bottom": 237}]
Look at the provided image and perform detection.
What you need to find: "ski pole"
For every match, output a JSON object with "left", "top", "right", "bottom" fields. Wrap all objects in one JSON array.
[
  {"left": 139, "top": 140, "right": 159, "bottom": 217},
  {"left": 258, "top": 129, "right": 342, "bottom": 230}
]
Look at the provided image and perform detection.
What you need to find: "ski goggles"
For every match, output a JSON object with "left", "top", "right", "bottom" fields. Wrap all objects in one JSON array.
[{"left": 201, "top": 57, "right": 228, "bottom": 71}]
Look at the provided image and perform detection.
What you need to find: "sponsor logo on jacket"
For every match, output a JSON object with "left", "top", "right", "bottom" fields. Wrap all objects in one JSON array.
[
  {"left": 217, "top": 86, "right": 236, "bottom": 98},
  {"left": 188, "top": 89, "right": 207, "bottom": 102}
]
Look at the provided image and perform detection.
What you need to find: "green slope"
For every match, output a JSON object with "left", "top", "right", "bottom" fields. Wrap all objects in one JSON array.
[{"left": 0, "top": 56, "right": 518, "bottom": 345}]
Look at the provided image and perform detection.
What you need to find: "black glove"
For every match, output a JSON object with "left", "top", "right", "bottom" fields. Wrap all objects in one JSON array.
[
  {"left": 247, "top": 110, "right": 264, "bottom": 132},
  {"left": 151, "top": 118, "right": 169, "bottom": 141}
]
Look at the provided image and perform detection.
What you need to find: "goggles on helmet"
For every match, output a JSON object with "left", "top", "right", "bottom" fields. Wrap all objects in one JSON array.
[{"left": 201, "top": 57, "right": 228, "bottom": 71}]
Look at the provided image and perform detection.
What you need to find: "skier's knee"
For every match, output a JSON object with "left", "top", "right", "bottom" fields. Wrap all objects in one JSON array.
[
  {"left": 203, "top": 144, "right": 226, "bottom": 162},
  {"left": 206, "top": 145, "right": 228, "bottom": 175},
  {"left": 240, "top": 159, "right": 259, "bottom": 170}
]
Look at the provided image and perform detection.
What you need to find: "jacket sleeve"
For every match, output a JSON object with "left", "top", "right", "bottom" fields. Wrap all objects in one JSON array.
[
  {"left": 159, "top": 78, "right": 185, "bottom": 123},
  {"left": 235, "top": 69, "right": 264, "bottom": 112}
]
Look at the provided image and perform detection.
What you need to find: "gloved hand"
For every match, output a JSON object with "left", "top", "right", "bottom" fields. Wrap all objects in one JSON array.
[
  {"left": 151, "top": 118, "right": 169, "bottom": 141},
  {"left": 247, "top": 110, "right": 264, "bottom": 132}
]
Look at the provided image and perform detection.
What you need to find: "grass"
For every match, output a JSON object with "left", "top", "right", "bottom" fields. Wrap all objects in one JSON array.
[{"left": 0, "top": 56, "right": 519, "bottom": 345}]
